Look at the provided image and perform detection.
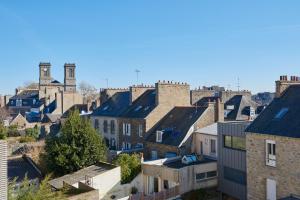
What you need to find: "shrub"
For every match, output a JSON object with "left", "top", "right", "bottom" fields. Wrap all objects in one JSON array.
[{"left": 113, "top": 153, "right": 141, "bottom": 184}]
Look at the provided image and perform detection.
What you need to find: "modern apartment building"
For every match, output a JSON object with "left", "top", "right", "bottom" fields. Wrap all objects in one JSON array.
[{"left": 217, "top": 121, "right": 249, "bottom": 200}]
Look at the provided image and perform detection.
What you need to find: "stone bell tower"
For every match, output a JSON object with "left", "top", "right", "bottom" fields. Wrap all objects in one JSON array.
[
  {"left": 39, "top": 62, "right": 52, "bottom": 89},
  {"left": 64, "top": 63, "right": 76, "bottom": 92}
]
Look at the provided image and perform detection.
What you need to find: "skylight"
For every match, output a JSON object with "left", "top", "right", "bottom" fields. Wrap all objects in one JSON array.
[
  {"left": 134, "top": 105, "right": 143, "bottom": 111},
  {"left": 102, "top": 105, "right": 109, "bottom": 111},
  {"left": 274, "top": 108, "right": 289, "bottom": 119}
]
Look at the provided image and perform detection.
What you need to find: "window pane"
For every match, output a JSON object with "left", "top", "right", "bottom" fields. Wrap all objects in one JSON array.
[
  {"left": 196, "top": 173, "right": 206, "bottom": 180},
  {"left": 273, "top": 144, "right": 276, "bottom": 155},
  {"left": 224, "top": 166, "right": 246, "bottom": 185},
  {"left": 224, "top": 136, "right": 232, "bottom": 148},
  {"left": 211, "top": 140, "right": 216, "bottom": 153},
  {"left": 207, "top": 171, "right": 217, "bottom": 178},
  {"left": 232, "top": 136, "right": 246, "bottom": 150}
]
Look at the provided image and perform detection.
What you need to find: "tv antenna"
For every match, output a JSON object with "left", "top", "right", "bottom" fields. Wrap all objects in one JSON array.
[
  {"left": 135, "top": 69, "right": 141, "bottom": 85},
  {"left": 237, "top": 77, "right": 240, "bottom": 92}
]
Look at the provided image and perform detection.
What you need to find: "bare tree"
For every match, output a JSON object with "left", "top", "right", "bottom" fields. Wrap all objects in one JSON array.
[
  {"left": 24, "top": 81, "right": 39, "bottom": 89},
  {"left": 0, "top": 107, "right": 9, "bottom": 122},
  {"left": 79, "top": 81, "right": 99, "bottom": 103}
]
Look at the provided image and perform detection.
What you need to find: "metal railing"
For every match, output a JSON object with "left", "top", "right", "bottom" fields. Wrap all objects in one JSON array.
[{"left": 130, "top": 186, "right": 180, "bottom": 200}]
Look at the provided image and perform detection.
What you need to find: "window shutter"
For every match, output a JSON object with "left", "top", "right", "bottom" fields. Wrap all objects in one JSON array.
[{"left": 128, "top": 124, "right": 131, "bottom": 136}]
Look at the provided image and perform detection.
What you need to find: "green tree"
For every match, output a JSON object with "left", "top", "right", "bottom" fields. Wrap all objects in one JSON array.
[
  {"left": 25, "top": 125, "right": 39, "bottom": 139},
  {"left": 0, "top": 122, "right": 7, "bottom": 139},
  {"left": 8, "top": 175, "right": 66, "bottom": 200},
  {"left": 44, "top": 110, "right": 107, "bottom": 175},
  {"left": 113, "top": 153, "right": 141, "bottom": 184}
]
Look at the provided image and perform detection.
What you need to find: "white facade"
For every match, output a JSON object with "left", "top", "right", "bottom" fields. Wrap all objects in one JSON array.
[
  {"left": 192, "top": 123, "right": 218, "bottom": 159},
  {"left": 92, "top": 116, "right": 119, "bottom": 150},
  {"left": 0, "top": 141, "right": 7, "bottom": 200}
]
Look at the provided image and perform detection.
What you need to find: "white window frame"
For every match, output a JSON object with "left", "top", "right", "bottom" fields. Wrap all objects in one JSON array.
[
  {"left": 266, "top": 140, "right": 276, "bottom": 167},
  {"left": 123, "top": 123, "right": 131, "bottom": 136},
  {"left": 156, "top": 131, "right": 163, "bottom": 143},
  {"left": 210, "top": 139, "right": 216, "bottom": 154},
  {"left": 138, "top": 124, "right": 143, "bottom": 137}
]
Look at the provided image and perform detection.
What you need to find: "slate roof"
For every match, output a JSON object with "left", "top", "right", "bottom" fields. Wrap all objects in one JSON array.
[
  {"left": 279, "top": 195, "right": 300, "bottom": 200},
  {"left": 48, "top": 162, "right": 117, "bottom": 189},
  {"left": 62, "top": 104, "right": 88, "bottom": 118},
  {"left": 146, "top": 106, "right": 208, "bottom": 147},
  {"left": 8, "top": 156, "right": 42, "bottom": 183},
  {"left": 11, "top": 90, "right": 39, "bottom": 100},
  {"left": 92, "top": 91, "right": 130, "bottom": 117},
  {"left": 121, "top": 89, "right": 156, "bottom": 118},
  {"left": 224, "top": 95, "right": 258, "bottom": 121},
  {"left": 246, "top": 85, "right": 300, "bottom": 138}
]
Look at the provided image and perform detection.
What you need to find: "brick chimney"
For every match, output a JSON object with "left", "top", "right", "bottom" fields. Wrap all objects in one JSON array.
[
  {"left": 130, "top": 85, "right": 154, "bottom": 105},
  {"left": 275, "top": 75, "right": 300, "bottom": 97}
]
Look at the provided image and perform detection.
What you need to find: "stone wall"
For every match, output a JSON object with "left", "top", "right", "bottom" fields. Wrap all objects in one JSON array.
[
  {"left": 246, "top": 133, "right": 300, "bottom": 199},
  {"left": 190, "top": 90, "right": 215, "bottom": 105},
  {"left": 118, "top": 118, "right": 145, "bottom": 149},
  {"left": 130, "top": 85, "right": 154, "bottom": 104}
]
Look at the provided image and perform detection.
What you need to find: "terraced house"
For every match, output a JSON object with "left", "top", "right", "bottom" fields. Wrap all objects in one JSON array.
[
  {"left": 246, "top": 80, "right": 300, "bottom": 200},
  {"left": 118, "top": 81, "right": 190, "bottom": 151}
]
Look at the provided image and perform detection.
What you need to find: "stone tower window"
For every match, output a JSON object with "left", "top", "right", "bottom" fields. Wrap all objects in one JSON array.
[{"left": 69, "top": 68, "right": 74, "bottom": 78}]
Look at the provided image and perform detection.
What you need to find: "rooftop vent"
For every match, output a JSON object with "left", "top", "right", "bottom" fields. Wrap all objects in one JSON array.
[{"left": 182, "top": 155, "right": 197, "bottom": 165}]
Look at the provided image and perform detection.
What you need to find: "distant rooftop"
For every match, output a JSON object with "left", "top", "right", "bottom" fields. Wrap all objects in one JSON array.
[{"left": 8, "top": 156, "right": 42, "bottom": 183}]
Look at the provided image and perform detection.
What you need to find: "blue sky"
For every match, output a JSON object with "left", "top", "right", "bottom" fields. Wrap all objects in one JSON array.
[{"left": 1, "top": 1, "right": 300, "bottom": 94}]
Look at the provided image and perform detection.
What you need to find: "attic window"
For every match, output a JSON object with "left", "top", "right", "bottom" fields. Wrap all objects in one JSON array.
[
  {"left": 274, "top": 108, "right": 288, "bottom": 119},
  {"left": 135, "top": 106, "right": 143, "bottom": 111},
  {"left": 144, "top": 106, "right": 150, "bottom": 111},
  {"left": 156, "top": 131, "right": 163, "bottom": 143}
]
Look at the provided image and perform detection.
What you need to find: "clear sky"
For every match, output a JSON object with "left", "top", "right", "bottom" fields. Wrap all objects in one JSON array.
[{"left": 1, "top": 1, "right": 300, "bottom": 94}]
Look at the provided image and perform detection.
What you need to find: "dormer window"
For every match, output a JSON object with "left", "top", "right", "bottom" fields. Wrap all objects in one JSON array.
[{"left": 156, "top": 131, "right": 163, "bottom": 143}]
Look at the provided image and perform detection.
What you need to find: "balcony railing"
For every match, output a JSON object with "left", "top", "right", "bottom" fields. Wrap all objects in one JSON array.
[{"left": 129, "top": 186, "right": 180, "bottom": 200}]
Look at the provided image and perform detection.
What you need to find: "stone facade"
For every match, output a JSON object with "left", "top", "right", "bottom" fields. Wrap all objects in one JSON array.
[
  {"left": 190, "top": 89, "right": 215, "bottom": 105},
  {"left": 145, "top": 102, "right": 221, "bottom": 159},
  {"left": 92, "top": 116, "right": 120, "bottom": 150},
  {"left": 246, "top": 133, "right": 300, "bottom": 199},
  {"left": 130, "top": 85, "right": 154, "bottom": 104},
  {"left": 0, "top": 140, "right": 7, "bottom": 200},
  {"left": 119, "top": 81, "right": 191, "bottom": 151},
  {"left": 219, "top": 90, "right": 251, "bottom": 103}
]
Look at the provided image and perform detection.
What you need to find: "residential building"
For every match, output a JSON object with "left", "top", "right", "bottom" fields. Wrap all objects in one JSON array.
[
  {"left": 245, "top": 84, "right": 300, "bottom": 200},
  {"left": 142, "top": 155, "right": 217, "bottom": 198},
  {"left": 119, "top": 81, "right": 190, "bottom": 151},
  {"left": 145, "top": 99, "right": 223, "bottom": 160},
  {"left": 91, "top": 90, "right": 131, "bottom": 150},
  {"left": 218, "top": 121, "right": 249, "bottom": 200},
  {"left": 0, "top": 140, "right": 7, "bottom": 200},
  {"left": 192, "top": 122, "right": 218, "bottom": 159},
  {"left": 49, "top": 162, "right": 121, "bottom": 200}
]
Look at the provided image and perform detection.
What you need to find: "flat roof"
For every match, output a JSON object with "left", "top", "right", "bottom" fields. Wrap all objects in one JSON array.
[
  {"left": 48, "top": 162, "right": 118, "bottom": 189},
  {"left": 164, "top": 157, "right": 216, "bottom": 169}
]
